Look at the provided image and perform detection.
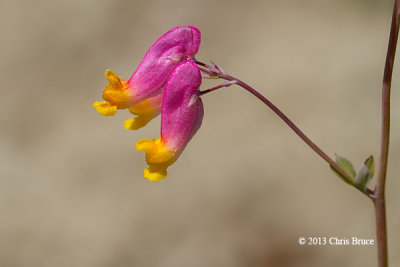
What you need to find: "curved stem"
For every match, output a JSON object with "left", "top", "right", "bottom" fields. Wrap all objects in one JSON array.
[
  {"left": 223, "top": 74, "right": 370, "bottom": 195},
  {"left": 196, "top": 59, "right": 372, "bottom": 196}
]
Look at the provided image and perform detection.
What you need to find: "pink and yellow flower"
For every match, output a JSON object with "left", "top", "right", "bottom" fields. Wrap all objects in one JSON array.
[
  {"left": 135, "top": 61, "right": 204, "bottom": 181},
  {"left": 93, "top": 26, "right": 201, "bottom": 129}
]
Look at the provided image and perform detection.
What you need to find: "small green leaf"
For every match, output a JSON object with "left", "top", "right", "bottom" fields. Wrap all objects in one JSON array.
[
  {"left": 355, "top": 164, "right": 372, "bottom": 190},
  {"left": 364, "top": 155, "right": 374, "bottom": 177},
  {"left": 330, "top": 166, "right": 352, "bottom": 185},
  {"left": 334, "top": 154, "right": 356, "bottom": 178}
]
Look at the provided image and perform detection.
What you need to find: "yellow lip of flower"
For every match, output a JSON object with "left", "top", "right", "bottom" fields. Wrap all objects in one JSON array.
[
  {"left": 93, "top": 70, "right": 132, "bottom": 116},
  {"left": 136, "top": 138, "right": 175, "bottom": 165},
  {"left": 92, "top": 101, "right": 118, "bottom": 116},
  {"left": 135, "top": 138, "right": 175, "bottom": 181},
  {"left": 124, "top": 95, "right": 162, "bottom": 130},
  {"left": 124, "top": 115, "right": 155, "bottom": 130},
  {"left": 128, "top": 98, "right": 159, "bottom": 116},
  {"left": 143, "top": 165, "right": 169, "bottom": 181}
]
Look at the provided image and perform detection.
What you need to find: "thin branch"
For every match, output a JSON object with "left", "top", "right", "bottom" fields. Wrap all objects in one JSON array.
[
  {"left": 376, "top": 0, "right": 399, "bottom": 199},
  {"left": 194, "top": 60, "right": 372, "bottom": 196}
]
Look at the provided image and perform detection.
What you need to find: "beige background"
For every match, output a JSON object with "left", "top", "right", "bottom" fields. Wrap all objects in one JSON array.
[{"left": 1, "top": 0, "right": 400, "bottom": 266}]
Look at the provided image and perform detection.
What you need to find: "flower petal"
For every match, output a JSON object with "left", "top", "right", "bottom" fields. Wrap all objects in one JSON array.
[
  {"left": 127, "top": 26, "right": 201, "bottom": 104},
  {"left": 161, "top": 61, "right": 203, "bottom": 154},
  {"left": 124, "top": 116, "right": 154, "bottom": 130},
  {"left": 144, "top": 166, "right": 168, "bottom": 181},
  {"left": 135, "top": 61, "right": 204, "bottom": 180},
  {"left": 135, "top": 138, "right": 175, "bottom": 165},
  {"left": 93, "top": 101, "right": 117, "bottom": 116}
]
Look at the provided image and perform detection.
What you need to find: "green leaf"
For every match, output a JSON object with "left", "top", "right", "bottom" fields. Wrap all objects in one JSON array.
[
  {"left": 355, "top": 164, "right": 372, "bottom": 190},
  {"left": 334, "top": 154, "right": 356, "bottom": 178},
  {"left": 330, "top": 166, "right": 352, "bottom": 185},
  {"left": 364, "top": 155, "right": 374, "bottom": 177}
]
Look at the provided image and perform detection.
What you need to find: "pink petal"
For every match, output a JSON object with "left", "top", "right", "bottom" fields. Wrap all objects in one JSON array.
[
  {"left": 160, "top": 61, "right": 203, "bottom": 156},
  {"left": 127, "top": 26, "right": 201, "bottom": 104}
]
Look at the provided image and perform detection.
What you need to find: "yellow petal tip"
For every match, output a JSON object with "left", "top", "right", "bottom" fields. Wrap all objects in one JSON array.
[
  {"left": 144, "top": 166, "right": 167, "bottom": 181},
  {"left": 104, "top": 69, "right": 122, "bottom": 84},
  {"left": 124, "top": 118, "right": 136, "bottom": 130},
  {"left": 135, "top": 139, "right": 156, "bottom": 153},
  {"left": 93, "top": 101, "right": 117, "bottom": 116},
  {"left": 124, "top": 116, "right": 153, "bottom": 130}
]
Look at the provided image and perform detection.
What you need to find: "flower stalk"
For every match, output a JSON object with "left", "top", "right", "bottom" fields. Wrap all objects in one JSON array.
[
  {"left": 372, "top": 0, "right": 400, "bottom": 266},
  {"left": 195, "top": 60, "right": 373, "bottom": 196}
]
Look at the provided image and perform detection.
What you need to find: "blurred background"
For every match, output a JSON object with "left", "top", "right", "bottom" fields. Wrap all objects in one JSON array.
[{"left": 1, "top": 0, "right": 400, "bottom": 266}]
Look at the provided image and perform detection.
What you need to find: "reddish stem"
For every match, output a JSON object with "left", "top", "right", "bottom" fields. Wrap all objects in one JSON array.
[
  {"left": 373, "top": 0, "right": 400, "bottom": 266},
  {"left": 195, "top": 60, "right": 371, "bottom": 196}
]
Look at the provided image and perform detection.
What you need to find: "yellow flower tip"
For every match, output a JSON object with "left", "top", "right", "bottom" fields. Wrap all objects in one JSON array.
[
  {"left": 102, "top": 69, "right": 131, "bottom": 109},
  {"left": 144, "top": 166, "right": 168, "bottom": 181},
  {"left": 129, "top": 99, "right": 158, "bottom": 116},
  {"left": 135, "top": 138, "right": 175, "bottom": 165},
  {"left": 124, "top": 115, "right": 153, "bottom": 130},
  {"left": 104, "top": 69, "right": 122, "bottom": 85},
  {"left": 93, "top": 101, "right": 117, "bottom": 116},
  {"left": 135, "top": 139, "right": 157, "bottom": 153}
]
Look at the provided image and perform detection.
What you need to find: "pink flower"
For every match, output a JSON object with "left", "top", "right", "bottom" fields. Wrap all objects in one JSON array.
[
  {"left": 93, "top": 26, "right": 201, "bottom": 129},
  {"left": 136, "top": 61, "right": 204, "bottom": 181}
]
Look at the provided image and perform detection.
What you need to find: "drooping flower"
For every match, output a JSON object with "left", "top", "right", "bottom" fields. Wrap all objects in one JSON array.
[
  {"left": 136, "top": 61, "right": 204, "bottom": 181},
  {"left": 93, "top": 26, "right": 201, "bottom": 129}
]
